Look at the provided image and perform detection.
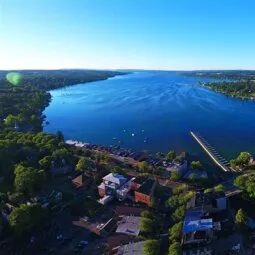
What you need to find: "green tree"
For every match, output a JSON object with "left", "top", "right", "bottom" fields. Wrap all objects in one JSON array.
[
  {"left": 95, "top": 153, "right": 101, "bottom": 163},
  {"left": 168, "top": 242, "right": 181, "bottom": 255},
  {"left": 237, "top": 152, "right": 251, "bottom": 165},
  {"left": 235, "top": 208, "right": 248, "bottom": 227},
  {"left": 166, "top": 150, "right": 176, "bottom": 160},
  {"left": 9, "top": 203, "right": 47, "bottom": 235},
  {"left": 39, "top": 155, "right": 54, "bottom": 170},
  {"left": 214, "top": 184, "right": 224, "bottom": 193},
  {"left": 14, "top": 164, "right": 46, "bottom": 195},
  {"left": 204, "top": 188, "right": 213, "bottom": 194},
  {"left": 170, "top": 171, "right": 181, "bottom": 180},
  {"left": 178, "top": 191, "right": 194, "bottom": 205},
  {"left": 172, "top": 184, "right": 187, "bottom": 195},
  {"left": 190, "top": 161, "right": 202, "bottom": 170},
  {"left": 140, "top": 217, "right": 153, "bottom": 234},
  {"left": 149, "top": 197, "right": 157, "bottom": 209},
  {"left": 188, "top": 173, "right": 196, "bottom": 182},
  {"left": 166, "top": 195, "right": 179, "bottom": 208},
  {"left": 76, "top": 157, "right": 87, "bottom": 171},
  {"left": 141, "top": 210, "right": 153, "bottom": 219},
  {"left": 101, "top": 153, "right": 109, "bottom": 163},
  {"left": 231, "top": 152, "right": 251, "bottom": 169},
  {"left": 52, "top": 148, "right": 69, "bottom": 159},
  {"left": 169, "top": 221, "right": 183, "bottom": 241},
  {"left": 172, "top": 206, "right": 185, "bottom": 222},
  {"left": 234, "top": 175, "right": 255, "bottom": 200},
  {"left": 143, "top": 240, "right": 159, "bottom": 255},
  {"left": 4, "top": 114, "right": 19, "bottom": 126},
  {"left": 138, "top": 161, "right": 149, "bottom": 173},
  {"left": 111, "top": 166, "right": 125, "bottom": 175},
  {"left": 234, "top": 175, "right": 247, "bottom": 189},
  {"left": 245, "top": 177, "right": 255, "bottom": 199}
]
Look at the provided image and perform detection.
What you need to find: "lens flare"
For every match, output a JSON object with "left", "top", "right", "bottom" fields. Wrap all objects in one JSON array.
[{"left": 6, "top": 72, "right": 22, "bottom": 85}]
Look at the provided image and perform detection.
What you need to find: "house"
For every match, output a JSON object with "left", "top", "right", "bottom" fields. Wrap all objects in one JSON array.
[
  {"left": 72, "top": 174, "right": 86, "bottom": 188},
  {"left": 107, "top": 235, "right": 135, "bottom": 255},
  {"left": 167, "top": 159, "right": 188, "bottom": 175},
  {"left": 73, "top": 217, "right": 116, "bottom": 237},
  {"left": 98, "top": 173, "right": 132, "bottom": 203},
  {"left": 131, "top": 176, "right": 148, "bottom": 190},
  {"left": 182, "top": 210, "right": 214, "bottom": 247},
  {"left": 134, "top": 178, "right": 156, "bottom": 206},
  {"left": 115, "top": 216, "right": 141, "bottom": 236},
  {"left": 116, "top": 241, "right": 145, "bottom": 255},
  {"left": 187, "top": 192, "right": 227, "bottom": 213}
]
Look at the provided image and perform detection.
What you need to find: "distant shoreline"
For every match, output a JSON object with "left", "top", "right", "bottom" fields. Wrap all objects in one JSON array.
[{"left": 199, "top": 83, "right": 255, "bottom": 101}]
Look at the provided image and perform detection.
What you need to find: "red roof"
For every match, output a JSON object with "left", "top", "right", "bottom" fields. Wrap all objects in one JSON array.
[{"left": 72, "top": 174, "right": 84, "bottom": 188}]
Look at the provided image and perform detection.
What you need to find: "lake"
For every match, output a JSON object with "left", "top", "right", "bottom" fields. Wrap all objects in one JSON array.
[{"left": 44, "top": 71, "right": 255, "bottom": 166}]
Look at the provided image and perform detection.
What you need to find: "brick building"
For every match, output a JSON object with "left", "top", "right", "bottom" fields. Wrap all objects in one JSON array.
[{"left": 132, "top": 177, "right": 156, "bottom": 206}]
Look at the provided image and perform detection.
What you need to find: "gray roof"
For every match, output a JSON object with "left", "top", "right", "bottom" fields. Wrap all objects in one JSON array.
[
  {"left": 117, "top": 241, "right": 145, "bottom": 255},
  {"left": 116, "top": 216, "right": 141, "bottom": 236}
]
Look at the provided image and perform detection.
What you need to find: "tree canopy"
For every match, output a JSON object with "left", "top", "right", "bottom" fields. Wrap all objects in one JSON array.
[
  {"left": 111, "top": 166, "right": 125, "bottom": 175},
  {"left": 190, "top": 161, "right": 202, "bottom": 170},
  {"left": 143, "top": 240, "right": 159, "bottom": 255},
  {"left": 14, "top": 164, "right": 46, "bottom": 195},
  {"left": 234, "top": 175, "right": 255, "bottom": 200},
  {"left": 141, "top": 210, "right": 153, "bottom": 219},
  {"left": 169, "top": 221, "right": 183, "bottom": 241},
  {"left": 172, "top": 206, "right": 186, "bottom": 222},
  {"left": 140, "top": 217, "right": 153, "bottom": 234},
  {"left": 235, "top": 208, "right": 248, "bottom": 227},
  {"left": 138, "top": 161, "right": 149, "bottom": 173},
  {"left": 230, "top": 152, "right": 251, "bottom": 169},
  {"left": 166, "top": 150, "right": 176, "bottom": 160},
  {"left": 9, "top": 203, "right": 47, "bottom": 235},
  {"left": 168, "top": 241, "right": 181, "bottom": 255},
  {"left": 76, "top": 157, "right": 88, "bottom": 171}
]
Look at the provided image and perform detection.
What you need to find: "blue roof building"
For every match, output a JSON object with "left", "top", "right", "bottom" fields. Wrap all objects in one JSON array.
[{"left": 182, "top": 210, "right": 214, "bottom": 247}]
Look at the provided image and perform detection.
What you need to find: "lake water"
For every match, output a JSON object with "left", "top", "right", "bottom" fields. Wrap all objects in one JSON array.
[{"left": 44, "top": 71, "right": 255, "bottom": 165}]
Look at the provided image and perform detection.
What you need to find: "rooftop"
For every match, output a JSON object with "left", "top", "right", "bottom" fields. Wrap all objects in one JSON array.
[
  {"left": 115, "top": 206, "right": 144, "bottom": 217},
  {"left": 103, "top": 173, "right": 127, "bottom": 185},
  {"left": 132, "top": 176, "right": 148, "bottom": 185},
  {"left": 183, "top": 218, "right": 213, "bottom": 233},
  {"left": 117, "top": 241, "right": 145, "bottom": 255},
  {"left": 187, "top": 192, "right": 226, "bottom": 209},
  {"left": 72, "top": 174, "right": 85, "bottom": 188},
  {"left": 116, "top": 216, "right": 141, "bottom": 236},
  {"left": 136, "top": 179, "right": 156, "bottom": 196},
  {"left": 107, "top": 234, "right": 134, "bottom": 253},
  {"left": 98, "top": 182, "right": 105, "bottom": 190}
]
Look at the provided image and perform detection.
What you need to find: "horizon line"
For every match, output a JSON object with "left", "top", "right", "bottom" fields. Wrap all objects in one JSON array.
[{"left": 1, "top": 68, "right": 255, "bottom": 72}]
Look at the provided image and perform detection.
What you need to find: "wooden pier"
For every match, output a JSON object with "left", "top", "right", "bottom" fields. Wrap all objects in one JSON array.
[{"left": 190, "top": 131, "right": 231, "bottom": 172}]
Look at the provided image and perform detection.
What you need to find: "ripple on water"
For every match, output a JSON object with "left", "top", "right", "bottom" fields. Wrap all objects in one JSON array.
[{"left": 44, "top": 72, "right": 255, "bottom": 161}]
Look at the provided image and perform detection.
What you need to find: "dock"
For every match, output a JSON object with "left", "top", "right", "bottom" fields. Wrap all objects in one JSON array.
[{"left": 190, "top": 131, "right": 231, "bottom": 172}]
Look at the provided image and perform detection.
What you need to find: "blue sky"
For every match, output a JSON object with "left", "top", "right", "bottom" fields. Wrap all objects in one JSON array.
[{"left": 1, "top": 0, "right": 255, "bottom": 70}]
